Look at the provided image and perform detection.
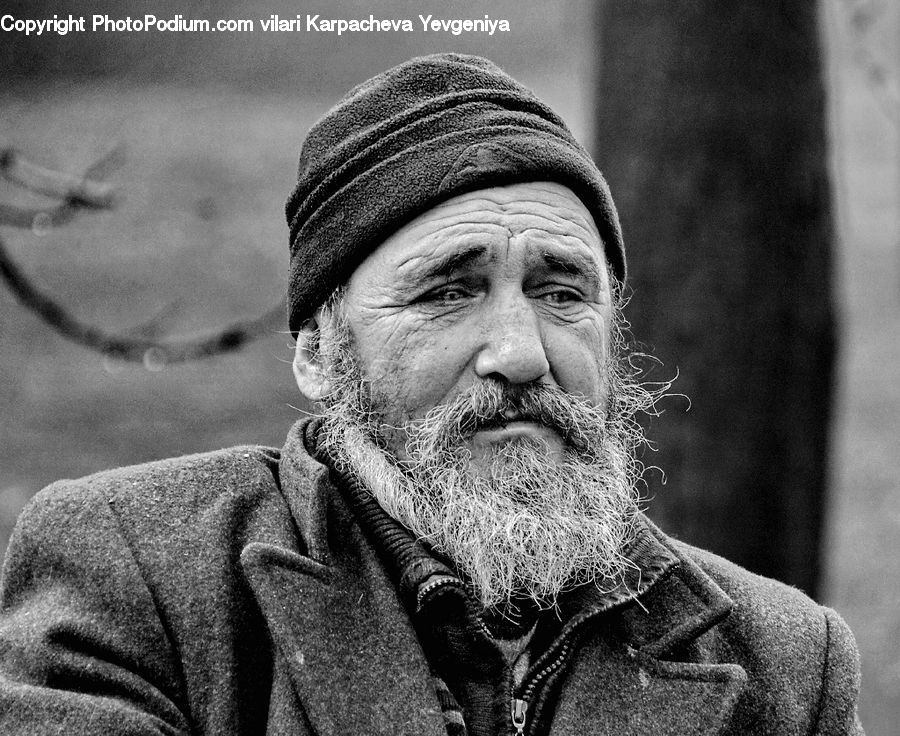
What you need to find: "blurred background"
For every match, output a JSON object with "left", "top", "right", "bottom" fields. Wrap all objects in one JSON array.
[{"left": 1, "top": 0, "right": 897, "bottom": 731}]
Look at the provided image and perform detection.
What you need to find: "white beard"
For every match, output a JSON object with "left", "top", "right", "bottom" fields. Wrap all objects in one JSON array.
[{"left": 310, "top": 298, "right": 657, "bottom": 611}]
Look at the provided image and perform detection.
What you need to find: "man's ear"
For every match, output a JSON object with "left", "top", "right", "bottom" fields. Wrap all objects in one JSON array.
[{"left": 292, "top": 315, "right": 331, "bottom": 401}]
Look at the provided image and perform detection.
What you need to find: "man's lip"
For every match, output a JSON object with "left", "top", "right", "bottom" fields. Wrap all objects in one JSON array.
[
  {"left": 473, "top": 420, "right": 557, "bottom": 442},
  {"left": 479, "top": 412, "right": 538, "bottom": 429}
]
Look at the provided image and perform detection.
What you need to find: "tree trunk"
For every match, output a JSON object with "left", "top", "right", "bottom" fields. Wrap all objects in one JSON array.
[{"left": 594, "top": 0, "right": 835, "bottom": 597}]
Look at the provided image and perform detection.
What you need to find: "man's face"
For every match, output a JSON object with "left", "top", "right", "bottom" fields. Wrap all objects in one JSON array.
[
  {"left": 338, "top": 181, "right": 613, "bottom": 470},
  {"left": 301, "top": 181, "right": 646, "bottom": 610}
]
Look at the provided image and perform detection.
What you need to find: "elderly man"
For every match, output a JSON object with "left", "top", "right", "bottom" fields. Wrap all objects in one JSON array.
[{"left": 0, "top": 54, "right": 862, "bottom": 735}]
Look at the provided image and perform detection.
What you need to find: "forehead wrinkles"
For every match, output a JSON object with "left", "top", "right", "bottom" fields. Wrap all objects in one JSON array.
[
  {"left": 425, "top": 189, "right": 599, "bottom": 240},
  {"left": 393, "top": 219, "right": 509, "bottom": 276},
  {"left": 500, "top": 196, "right": 600, "bottom": 246},
  {"left": 391, "top": 190, "right": 601, "bottom": 273}
]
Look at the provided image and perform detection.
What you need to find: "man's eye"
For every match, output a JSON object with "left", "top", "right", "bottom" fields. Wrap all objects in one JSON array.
[
  {"left": 540, "top": 288, "right": 582, "bottom": 304},
  {"left": 424, "top": 286, "right": 469, "bottom": 303}
]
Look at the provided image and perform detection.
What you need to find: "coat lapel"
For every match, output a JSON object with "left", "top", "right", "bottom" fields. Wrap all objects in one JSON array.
[
  {"left": 553, "top": 529, "right": 748, "bottom": 735},
  {"left": 241, "top": 540, "right": 445, "bottom": 736},
  {"left": 240, "top": 423, "right": 446, "bottom": 736},
  {"left": 552, "top": 637, "right": 746, "bottom": 735}
]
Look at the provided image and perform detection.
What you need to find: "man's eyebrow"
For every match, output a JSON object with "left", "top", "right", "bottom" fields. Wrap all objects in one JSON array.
[
  {"left": 414, "top": 245, "right": 488, "bottom": 281},
  {"left": 541, "top": 250, "right": 602, "bottom": 283}
]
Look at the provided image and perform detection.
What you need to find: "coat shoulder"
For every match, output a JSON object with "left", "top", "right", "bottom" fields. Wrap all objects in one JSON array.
[
  {"left": 658, "top": 535, "right": 862, "bottom": 733},
  {"left": 1, "top": 444, "right": 303, "bottom": 736},
  {"left": 665, "top": 535, "right": 848, "bottom": 655},
  {"left": 668, "top": 537, "right": 823, "bottom": 615},
  {"left": 9, "top": 443, "right": 297, "bottom": 597},
  {"left": 24, "top": 444, "right": 284, "bottom": 524}
]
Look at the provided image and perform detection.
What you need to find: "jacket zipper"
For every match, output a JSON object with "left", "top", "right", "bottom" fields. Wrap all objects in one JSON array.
[
  {"left": 415, "top": 574, "right": 459, "bottom": 610},
  {"left": 416, "top": 575, "right": 495, "bottom": 639},
  {"left": 509, "top": 638, "right": 574, "bottom": 735},
  {"left": 418, "top": 575, "right": 578, "bottom": 735},
  {"left": 510, "top": 697, "right": 528, "bottom": 736}
]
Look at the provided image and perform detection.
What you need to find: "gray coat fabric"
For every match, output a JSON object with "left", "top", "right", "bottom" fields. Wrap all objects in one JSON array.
[{"left": 0, "top": 420, "right": 863, "bottom": 735}]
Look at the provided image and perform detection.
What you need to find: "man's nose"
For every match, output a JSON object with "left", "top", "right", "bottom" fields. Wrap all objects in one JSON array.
[{"left": 473, "top": 298, "right": 550, "bottom": 384}]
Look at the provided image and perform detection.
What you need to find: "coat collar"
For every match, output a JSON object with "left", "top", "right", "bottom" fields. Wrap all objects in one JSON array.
[
  {"left": 241, "top": 420, "right": 446, "bottom": 736},
  {"left": 241, "top": 420, "right": 747, "bottom": 735},
  {"left": 551, "top": 522, "right": 748, "bottom": 734}
]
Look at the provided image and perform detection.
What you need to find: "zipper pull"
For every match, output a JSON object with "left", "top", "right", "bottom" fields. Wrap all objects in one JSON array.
[{"left": 511, "top": 697, "right": 528, "bottom": 736}]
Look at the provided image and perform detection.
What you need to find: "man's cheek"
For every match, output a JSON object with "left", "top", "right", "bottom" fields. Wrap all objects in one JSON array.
[{"left": 382, "top": 368, "right": 450, "bottom": 419}]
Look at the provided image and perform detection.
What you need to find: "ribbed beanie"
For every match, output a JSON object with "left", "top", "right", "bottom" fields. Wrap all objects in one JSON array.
[{"left": 285, "top": 52, "right": 624, "bottom": 332}]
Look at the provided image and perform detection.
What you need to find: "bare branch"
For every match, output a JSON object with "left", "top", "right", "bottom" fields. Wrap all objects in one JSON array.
[
  {"left": 0, "top": 232, "right": 285, "bottom": 363},
  {"left": 0, "top": 148, "right": 117, "bottom": 207},
  {"left": 0, "top": 201, "right": 87, "bottom": 230},
  {"left": 0, "top": 149, "right": 286, "bottom": 365},
  {"left": 0, "top": 147, "right": 124, "bottom": 230}
]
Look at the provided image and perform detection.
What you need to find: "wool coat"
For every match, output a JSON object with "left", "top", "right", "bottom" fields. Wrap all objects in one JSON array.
[{"left": 0, "top": 420, "right": 863, "bottom": 735}]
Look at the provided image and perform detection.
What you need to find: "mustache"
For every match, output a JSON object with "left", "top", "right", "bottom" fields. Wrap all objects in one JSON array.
[{"left": 405, "top": 380, "right": 605, "bottom": 454}]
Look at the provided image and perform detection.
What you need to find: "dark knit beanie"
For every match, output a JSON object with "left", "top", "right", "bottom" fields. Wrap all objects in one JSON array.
[{"left": 285, "top": 52, "right": 624, "bottom": 332}]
